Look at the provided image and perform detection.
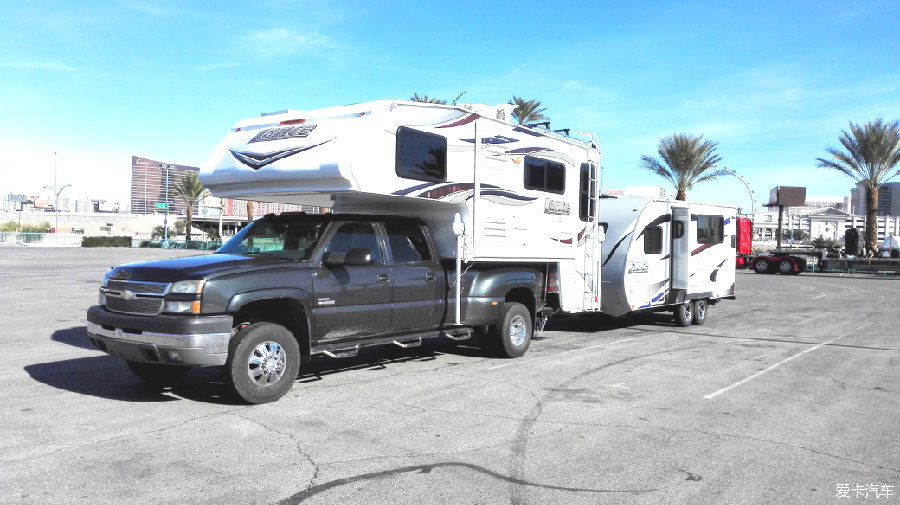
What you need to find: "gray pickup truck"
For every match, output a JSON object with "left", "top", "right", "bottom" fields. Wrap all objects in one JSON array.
[{"left": 86, "top": 213, "right": 547, "bottom": 403}]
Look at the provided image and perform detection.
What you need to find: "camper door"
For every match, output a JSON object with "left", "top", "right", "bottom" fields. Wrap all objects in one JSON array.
[{"left": 671, "top": 206, "right": 690, "bottom": 290}]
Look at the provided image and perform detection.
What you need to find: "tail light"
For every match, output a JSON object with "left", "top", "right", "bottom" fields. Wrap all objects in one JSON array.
[{"left": 546, "top": 270, "right": 559, "bottom": 293}]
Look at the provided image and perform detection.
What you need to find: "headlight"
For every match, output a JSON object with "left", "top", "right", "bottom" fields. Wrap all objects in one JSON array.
[
  {"left": 169, "top": 280, "right": 206, "bottom": 294},
  {"left": 98, "top": 290, "right": 107, "bottom": 306},
  {"left": 164, "top": 301, "right": 197, "bottom": 313}
]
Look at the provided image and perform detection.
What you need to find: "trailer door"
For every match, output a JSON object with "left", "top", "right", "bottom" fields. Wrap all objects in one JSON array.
[{"left": 671, "top": 206, "right": 690, "bottom": 290}]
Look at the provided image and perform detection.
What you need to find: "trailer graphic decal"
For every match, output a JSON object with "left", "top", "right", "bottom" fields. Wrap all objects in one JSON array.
[
  {"left": 461, "top": 135, "right": 519, "bottom": 145},
  {"left": 229, "top": 139, "right": 333, "bottom": 170},
  {"left": 391, "top": 182, "right": 435, "bottom": 196},
  {"left": 602, "top": 231, "right": 633, "bottom": 267},
  {"left": 392, "top": 183, "right": 537, "bottom": 206},
  {"left": 691, "top": 243, "right": 714, "bottom": 256},
  {"left": 710, "top": 259, "right": 727, "bottom": 282},
  {"left": 436, "top": 114, "right": 478, "bottom": 128}
]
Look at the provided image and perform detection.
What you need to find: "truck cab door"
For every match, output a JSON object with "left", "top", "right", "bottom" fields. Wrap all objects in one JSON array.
[
  {"left": 383, "top": 221, "right": 442, "bottom": 331},
  {"left": 312, "top": 222, "right": 393, "bottom": 342}
]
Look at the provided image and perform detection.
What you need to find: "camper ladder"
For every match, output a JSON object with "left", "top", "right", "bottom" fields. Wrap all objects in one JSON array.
[{"left": 582, "top": 157, "right": 602, "bottom": 311}]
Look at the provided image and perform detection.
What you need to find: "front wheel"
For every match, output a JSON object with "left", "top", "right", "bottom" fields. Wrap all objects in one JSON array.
[
  {"left": 754, "top": 259, "right": 771, "bottom": 274},
  {"left": 489, "top": 302, "right": 532, "bottom": 358},
  {"left": 674, "top": 301, "right": 693, "bottom": 327},
  {"left": 126, "top": 360, "right": 190, "bottom": 386},
  {"left": 225, "top": 322, "right": 300, "bottom": 404},
  {"left": 691, "top": 299, "right": 708, "bottom": 325}
]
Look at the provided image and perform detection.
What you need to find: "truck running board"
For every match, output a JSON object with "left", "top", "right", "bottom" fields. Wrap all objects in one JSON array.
[
  {"left": 441, "top": 328, "right": 473, "bottom": 341},
  {"left": 321, "top": 346, "right": 360, "bottom": 359},
  {"left": 392, "top": 337, "right": 422, "bottom": 349},
  {"left": 312, "top": 327, "right": 475, "bottom": 359}
]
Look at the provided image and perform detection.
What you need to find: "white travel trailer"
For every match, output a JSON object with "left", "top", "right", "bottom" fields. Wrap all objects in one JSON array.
[
  {"left": 597, "top": 196, "right": 737, "bottom": 325},
  {"left": 201, "top": 100, "right": 605, "bottom": 315}
]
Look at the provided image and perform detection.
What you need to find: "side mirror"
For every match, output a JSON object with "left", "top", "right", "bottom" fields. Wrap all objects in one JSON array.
[
  {"left": 346, "top": 248, "right": 374, "bottom": 266},
  {"left": 322, "top": 252, "right": 346, "bottom": 267}
]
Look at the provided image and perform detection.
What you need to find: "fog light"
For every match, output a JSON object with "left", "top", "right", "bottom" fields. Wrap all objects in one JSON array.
[{"left": 166, "top": 351, "right": 182, "bottom": 362}]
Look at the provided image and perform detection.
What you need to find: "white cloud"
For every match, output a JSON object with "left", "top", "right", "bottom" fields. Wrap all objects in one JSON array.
[{"left": 242, "top": 28, "right": 332, "bottom": 58}]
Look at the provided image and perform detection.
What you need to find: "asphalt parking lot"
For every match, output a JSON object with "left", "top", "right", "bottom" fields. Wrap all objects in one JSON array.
[{"left": 1, "top": 247, "right": 897, "bottom": 505}]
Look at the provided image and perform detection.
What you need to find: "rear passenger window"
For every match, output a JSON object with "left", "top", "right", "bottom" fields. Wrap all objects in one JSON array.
[
  {"left": 384, "top": 222, "right": 432, "bottom": 264},
  {"left": 396, "top": 127, "right": 447, "bottom": 183},
  {"left": 697, "top": 215, "right": 724, "bottom": 244},
  {"left": 524, "top": 156, "right": 565, "bottom": 194},
  {"left": 326, "top": 223, "right": 383, "bottom": 264},
  {"left": 644, "top": 226, "right": 663, "bottom": 254}
]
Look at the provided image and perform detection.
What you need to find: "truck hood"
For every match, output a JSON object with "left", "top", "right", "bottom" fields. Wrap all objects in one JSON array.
[{"left": 107, "top": 253, "right": 300, "bottom": 283}]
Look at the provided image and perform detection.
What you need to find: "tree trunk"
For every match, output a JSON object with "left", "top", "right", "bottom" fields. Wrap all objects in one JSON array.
[
  {"left": 247, "top": 201, "right": 255, "bottom": 222},
  {"left": 865, "top": 184, "right": 879, "bottom": 255},
  {"left": 675, "top": 190, "right": 687, "bottom": 201},
  {"left": 185, "top": 206, "right": 193, "bottom": 241}
]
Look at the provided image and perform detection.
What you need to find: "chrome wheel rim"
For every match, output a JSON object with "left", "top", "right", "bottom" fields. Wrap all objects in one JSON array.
[
  {"left": 779, "top": 261, "right": 792, "bottom": 273},
  {"left": 683, "top": 303, "right": 692, "bottom": 320},
  {"left": 757, "top": 260, "right": 768, "bottom": 271},
  {"left": 509, "top": 315, "right": 527, "bottom": 347},
  {"left": 247, "top": 341, "right": 286, "bottom": 387},
  {"left": 695, "top": 302, "right": 705, "bottom": 320}
]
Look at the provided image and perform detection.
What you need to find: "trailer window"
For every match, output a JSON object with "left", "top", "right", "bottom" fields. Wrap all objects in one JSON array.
[
  {"left": 524, "top": 156, "right": 565, "bottom": 194},
  {"left": 644, "top": 226, "right": 663, "bottom": 254},
  {"left": 697, "top": 215, "right": 724, "bottom": 244},
  {"left": 579, "top": 163, "right": 597, "bottom": 222},
  {"left": 396, "top": 127, "right": 447, "bottom": 183}
]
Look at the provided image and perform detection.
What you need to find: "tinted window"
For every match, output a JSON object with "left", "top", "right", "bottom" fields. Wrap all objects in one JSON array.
[
  {"left": 217, "top": 220, "right": 325, "bottom": 260},
  {"left": 697, "top": 215, "right": 724, "bottom": 244},
  {"left": 385, "top": 221, "right": 432, "bottom": 263},
  {"left": 644, "top": 226, "right": 663, "bottom": 254},
  {"left": 524, "top": 156, "right": 565, "bottom": 194},
  {"left": 396, "top": 127, "right": 446, "bottom": 183},
  {"left": 326, "top": 223, "right": 383, "bottom": 264}
]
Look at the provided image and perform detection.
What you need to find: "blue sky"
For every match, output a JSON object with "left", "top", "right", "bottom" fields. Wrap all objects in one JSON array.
[{"left": 2, "top": 0, "right": 899, "bottom": 213}]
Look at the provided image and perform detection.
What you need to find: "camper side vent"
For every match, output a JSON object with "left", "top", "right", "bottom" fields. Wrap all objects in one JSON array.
[{"left": 496, "top": 109, "right": 506, "bottom": 121}]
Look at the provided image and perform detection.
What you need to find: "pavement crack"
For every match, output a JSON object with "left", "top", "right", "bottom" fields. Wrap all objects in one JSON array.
[{"left": 228, "top": 412, "right": 320, "bottom": 488}]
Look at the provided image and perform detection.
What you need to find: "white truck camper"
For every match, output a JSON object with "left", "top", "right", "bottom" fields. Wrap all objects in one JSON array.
[
  {"left": 597, "top": 196, "right": 737, "bottom": 325},
  {"left": 200, "top": 100, "right": 606, "bottom": 316}
]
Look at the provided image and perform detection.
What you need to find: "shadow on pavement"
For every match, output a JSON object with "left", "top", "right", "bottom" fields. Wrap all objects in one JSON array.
[{"left": 51, "top": 326, "right": 96, "bottom": 350}]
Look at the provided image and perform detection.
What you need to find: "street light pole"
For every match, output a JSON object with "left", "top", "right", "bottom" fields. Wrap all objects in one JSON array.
[
  {"left": 719, "top": 166, "right": 757, "bottom": 215},
  {"left": 42, "top": 153, "right": 71, "bottom": 235}
]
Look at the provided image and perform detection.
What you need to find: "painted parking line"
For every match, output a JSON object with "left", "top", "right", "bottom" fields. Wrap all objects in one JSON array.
[
  {"left": 487, "top": 337, "right": 637, "bottom": 371},
  {"left": 704, "top": 323, "right": 870, "bottom": 400}
]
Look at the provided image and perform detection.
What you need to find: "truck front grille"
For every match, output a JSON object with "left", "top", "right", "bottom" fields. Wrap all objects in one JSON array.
[
  {"left": 105, "top": 295, "right": 164, "bottom": 315},
  {"left": 106, "top": 280, "right": 169, "bottom": 295}
]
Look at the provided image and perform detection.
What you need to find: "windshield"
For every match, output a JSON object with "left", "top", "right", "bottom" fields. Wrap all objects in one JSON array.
[{"left": 217, "top": 219, "right": 326, "bottom": 260}]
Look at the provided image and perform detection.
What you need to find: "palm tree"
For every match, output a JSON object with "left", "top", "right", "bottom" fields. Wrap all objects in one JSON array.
[
  {"left": 816, "top": 118, "right": 900, "bottom": 254},
  {"left": 410, "top": 93, "right": 446, "bottom": 104},
  {"left": 508, "top": 96, "right": 548, "bottom": 126},
  {"left": 640, "top": 134, "right": 724, "bottom": 200},
  {"left": 246, "top": 201, "right": 255, "bottom": 222},
  {"left": 171, "top": 171, "right": 209, "bottom": 241}
]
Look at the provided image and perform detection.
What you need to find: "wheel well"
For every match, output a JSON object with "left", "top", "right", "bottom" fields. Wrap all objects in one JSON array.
[
  {"left": 231, "top": 298, "right": 310, "bottom": 361},
  {"left": 505, "top": 288, "right": 536, "bottom": 321}
]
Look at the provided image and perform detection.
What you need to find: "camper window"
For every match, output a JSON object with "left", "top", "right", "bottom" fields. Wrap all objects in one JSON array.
[
  {"left": 524, "top": 157, "right": 565, "bottom": 194},
  {"left": 579, "top": 163, "right": 597, "bottom": 222},
  {"left": 395, "top": 127, "right": 447, "bottom": 183},
  {"left": 697, "top": 215, "right": 724, "bottom": 244},
  {"left": 644, "top": 226, "right": 663, "bottom": 254}
]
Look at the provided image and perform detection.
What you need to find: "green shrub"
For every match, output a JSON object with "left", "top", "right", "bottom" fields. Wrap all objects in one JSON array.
[
  {"left": 1, "top": 221, "right": 17, "bottom": 232},
  {"left": 82, "top": 236, "right": 133, "bottom": 248}
]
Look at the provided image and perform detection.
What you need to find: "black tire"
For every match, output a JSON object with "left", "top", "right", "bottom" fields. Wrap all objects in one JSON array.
[
  {"left": 754, "top": 259, "right": 771, "bottom": 274},
  {"left": 778, "top": 259, "right": 794, "bottom": 274},
  {"left": 691, "top": 299, "right": 708, "bottom": 325},
  {"left": 488, "top": 302, "right": 532, "bottom": 358},
  {"left": 126, "top": 360, "right": 190, "bottom": 386},
  {"left": 225, "top": 322, "right": 300, "bottom": 404},
  {"left": 674, "top": 301, "right": 693, "bottom": 327}
]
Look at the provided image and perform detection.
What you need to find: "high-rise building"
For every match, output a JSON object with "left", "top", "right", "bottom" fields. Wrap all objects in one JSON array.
[
  {"left": 850, "top": 181, "right": 900, "bottom": 217},
  {"left": 130, "top": 156, "right": 200, "bottom": 215}
]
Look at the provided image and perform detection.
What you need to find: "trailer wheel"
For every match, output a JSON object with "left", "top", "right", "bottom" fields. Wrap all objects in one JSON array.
[
  {"left": 225, "top": 322, "right": 300, "bottom": 404},
  {"left": 126, "top": 361, "right": 190, "bottom": 386},
  {"left": 778, "top": 259, "right": 794, "bottom": 274},
  {"left": 674, "top": 301, "right": 693, "bottom": 327},
  {"left": 691, "top": 299, "right": 707, "bottom": 325},
  {"left": 754, "top": 259, "right": 772, "bottom": 274},
  {"left": 489, "top": 302, "right": 532, "bottom": 358}
]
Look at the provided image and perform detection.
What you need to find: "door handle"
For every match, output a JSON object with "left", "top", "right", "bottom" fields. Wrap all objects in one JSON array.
[
  {"left": 376, "top": 274, "right": 390, "bottom": 283},
  {"left": 425, "top": 273, "right": 436, "bottom": 281}
]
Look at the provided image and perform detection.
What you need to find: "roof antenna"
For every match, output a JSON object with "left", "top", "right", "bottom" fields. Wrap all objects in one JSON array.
[{"left": 451, "top": 91, "right": 466, "bottom": 105}]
